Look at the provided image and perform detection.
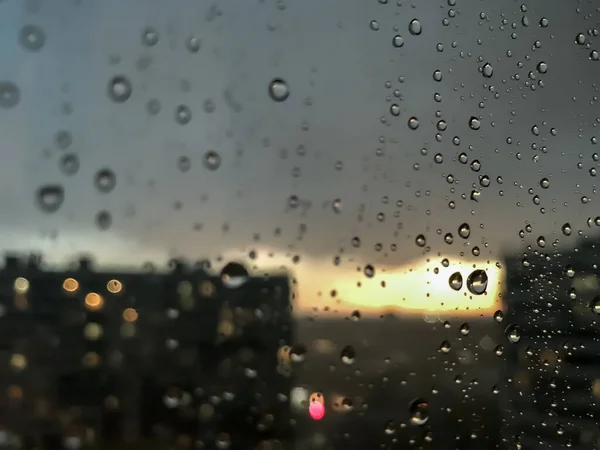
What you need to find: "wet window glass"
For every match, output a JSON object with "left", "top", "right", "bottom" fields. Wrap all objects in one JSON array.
[{"left": 0, "top": 0, "right": 598, "bottom": 449}]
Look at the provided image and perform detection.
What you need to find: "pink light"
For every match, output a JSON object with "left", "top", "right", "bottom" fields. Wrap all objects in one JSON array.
[{"left": 309, "top": 401, "right": 325, "bottom": 420}]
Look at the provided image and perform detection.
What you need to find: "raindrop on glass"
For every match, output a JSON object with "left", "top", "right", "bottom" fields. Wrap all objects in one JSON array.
[
  {"left": 466, "top": 269, "right": 488, "bottom": 295},
  {"left": 493, "top": 310, "right": 504, "bottom": 323},
  {"left": 393, "top": 35, "right": 404, "bottom": 47},
  {"left": 448, "top": 272, "right": 463, "bottom": 291},
  {"left": 340, "top": 345, "right": 356, "bottom": 365},
  {"left": 107, "top": 76, "right": 132, "bottom": 103},
  {"left": 178, "top": 156, "right": 191, "bottom": 173},
  {"left": 408, "top": 19, "right": 422, "bottom": 35},
  {"left": 481, "top": 63, "right": 494, "bottom": 78},
  {"left": 409, "top": 398, "right": 429, "bottom": 426},
  {"left": 505, "top": 325, "right": 521, "bottom": 343},
  {"left": 0, "top": 81, "right": 20, "bottom": 108},
  {"left": 469, "top": 117, "right": 481, "bottom": 130},
  {"left": 94, "top": 169, "right": 117, "bottom": 193},
  {"left": 142, "top": 27, "right": 159, "bottom": 46},
  {"left": 458, "top": 223, "right": 470, "bottom": 238},
  {"left": 220, "top": 262, "right": 249, "bottom": 288},
  {"left": 408, "top": 117, "right": 419, "bottom": 130},
  {"left": 186, "top": 36, "right": 201, "bottom": 53},
  {"left": 459, "top": 323, "right": 470, "bottom": 336},
  {"left": 36, "top": 185, "right": 64, "bottom": 213},
  {"left": 19, "top": 25, "right": 45, "bottom": 51},
  {"left": 332, "top": 198, "right": 342, "bottom": 213},
  {"left": 59, "top": 154, "right": 79, "bottom": 176},
  {"left": 364, "top": 264, "right": 375, "bottom": 278},
  {"left": 175, "top": 105, "right": 192, "bottom": 125},
  {"left": 204, "top": 150, "right": 221, "bottom": 171},
  {"left": 268, "top": 78, "right": 290, "bottom": 102},
  {"left": 440, "top": 340, "right": 451, "bottom": 353},
  {"left": 415, "top": 234, "right": 426, "bottom": 247}
]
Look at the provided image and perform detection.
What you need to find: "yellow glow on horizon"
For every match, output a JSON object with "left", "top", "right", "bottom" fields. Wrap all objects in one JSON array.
[{"left": 292, "top": 257, "right": 503, "bottom": 317}]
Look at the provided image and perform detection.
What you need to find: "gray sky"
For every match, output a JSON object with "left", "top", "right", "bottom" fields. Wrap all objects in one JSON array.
[{"left": 0, "top": 0, "right": 598, "bottom": 293}]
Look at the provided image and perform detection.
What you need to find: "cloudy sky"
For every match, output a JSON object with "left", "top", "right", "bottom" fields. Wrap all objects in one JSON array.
[{"left": 0, "top": 0, "right": 597, "bottom": 313}]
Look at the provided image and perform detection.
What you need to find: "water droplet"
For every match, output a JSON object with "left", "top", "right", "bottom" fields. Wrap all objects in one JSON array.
[
  {"left": 408, "top": 19, "right": 422, "bottom": 35},
  {"left": 178, "top": 156, "right": 191, "bottom": 173},
  {"left": 469, "top": 117, "right": 481, "bottom": 130},
  {"left": 493, "top": 310, "right": 504, "bottom": 323},
  {"left": 370, "top": 20, "right": 379, "bottom": 31},
  {"left": 332, "top": 198, "right": 342, "bottom": 213},
  {"left": 415, "top": 234, "right": 426, "bottom": 247},
  {"left": 536, "top": 236, "right": 546, "bottom": 248},
  {"left": 175, "top": 105, "right": 192, "bottom": 125},
  {"left": 268, "top": 78, "right": 290, "bottom": 102},
  {"left": 59, "top": 154, "right": 79, "bottom": 176},
  {"left": 408, "top": 117, "right": 419, "bottom": 129},
  {"left": 393, "top": 35, "right": 404, "bottom": 47},
  {"left": 591, "top": 297, "right": 600, "bottom": 314},
  {"left": 390, "top": 104, "right": 400, "bottom": 116},
  {"left": 55, "top": 130, "right": 72, "bottom": 150},
  {"left": 108, "top": 76, "right": 132, "bottom": 103},
  {"left": 433, "top": 70, "right": 443, "bottom": 81},
  {"left": 203, "top": 150, "right": 221, "bottom": 171},
  {"left": 466, "top": 269, "right": 488, "bottom": 295},
  {"left": 36, "top": 185, "right": 64, "bottom": 213},
  {"left": 203, "top": 98, "right": 216, "bottom": 113},
  {"left": 434, "top": 153, "right": 443, "bottom": 163},
  {"left": 444, "top": 233, "right": 454, "bottom": 244},
  {"left": 575, "top": 33, "right": 586, "bottom": 45},
  {"left": 0, "top": 81, "right": 20, "bottom": 108},
  {"left": 19, "top": 24, "right": 45, "bottom": 51},
  {"left": 96, "top": 210, "right": 112, "bottom": 230},
  {"left": 220, "top": 262, "right": 249, "bottom": 288},
  {"left": 459, "top": 323, "right": 470, "bottom": 336},
  {"left": 448, "top": 272, "right": 463, "bottom": 291},
  {"left": 341, "top": 345, "right": 356, "bottom": 365},
  {"left": 494, "top": 345, "right": 504, "bottom": 356},
  {"left": 186, "top": 36, "right": 201, "bottom": 53},
  {"left": 409, "top": 398, "right": 429, "bottom": 426},
  {"left": 142, "top": 27, "right": 159, "bottom": 46},
  {"left": 350, "top": 310, "right": 361, "bottom": 321},
  {"left": 94, "top": 169, "right": 117, "bottom": 193},
  {"left": 505, "top": 324, "right": 521, "bottom": 343},
  {"left": 481, "top": 63, "right": 494, "bottom": 78},
  {"left": 458, "top": 223, "right": 470, "bottom": 238},
  {"left": 440, "top": 340, "right": 451, "bottom": 353},
  {"left": 537, "top": 61, "right": 548, "bottom": 74},
  {"left": 472, "top": 246, "right": 480, "bottom": 256},
  {"left": 540, "top": 178, "right": 550, "bottom": 188},
  {"left": 364, "top": 264, "right": 375, "bottom": 278},
  {"left": 539, "top": 17, "right": 549, "bottom": 27}
]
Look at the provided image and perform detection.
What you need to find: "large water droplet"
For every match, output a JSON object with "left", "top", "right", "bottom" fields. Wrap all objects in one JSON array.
[
  {"left": 59, "top": 154, "right": 80, "bottom": 176},
  {"left": 203, "top": 150, "right": 221, "bottom": 171},
  {"left": 459, "top": 323, "right": 470, "bottom": 336},
  {"left": 448, "top": 272, "right": 463, "bottom": 291},
  {"left": 141, "top": 27, "right": 159, "bottom": 46},
  {"left": 174, "top": 105, "right": 192, "bottom": 125},
  {"left": 364, "top": 264, "right": 375, "bottom": 278},
  {"left": 458, "top": 223, "right": 470, "bottom": 238},
  {"left": 439, "top": 340, "right": 451, "bottom": 353},
  {"left": 409, "top": 398, "right": 429, "bottom": 426},
  {"left": 591, "top": 297, "right": 600, "bottom": 314},
  {"left": 94, "top": 169, "right": 116, "bottom": 193},
  {"left": 36, "top": 185, "right": 64, "bottom": 213},
  {"left": 19, "top": 25, "right": 45, "bottom": 51},
  {"left": 505, "top": 324, "right": 521, "bottom": 343},
  {"left": 268, "top": 79, "right": 290, "bottom": 102},
  {"left": 481, "top": 63, "right": 494, "bottom": 78},
  {"left": 340, "top": 345, "right": 356, "bottom": 365},
  {"left": 493, "top": 310, "right": 504, "bottom": 323},
  {"left": 220, "top": 262, "right": 249, "bottom": 288},
  {"left": 415, "top": 234, "right": 427, "bottom": 247},
  {"left": 108, "top": 76, "right": 132, "bottom": 103},
  {"left": 408, "top": 19, "right": 422, "bottom": 35},
  {"left": 575, "top": 33, "right": 586, "bottom": 45},
  {"left": 466, "top": 269, "right": 488, "bottom": 295},
  {"left": 468, "top": 117, "right": 481, "bottom": 130},
  {"left": 0, "top": 81, "right": 20, "bottom": 108},
  {"left": 392, "top": 35, "right": 404, "bottom": 47},
  {"left": 408, "top": 117, "right": 419, "bottom": 130}
]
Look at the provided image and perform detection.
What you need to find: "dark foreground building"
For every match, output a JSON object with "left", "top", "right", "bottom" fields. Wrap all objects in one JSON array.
[
  {"left": 502, "top": 239, "right": 600, "bottom": 449},
  {"left": 0, "top": 256, "right": 293, "bottom": 450}
]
